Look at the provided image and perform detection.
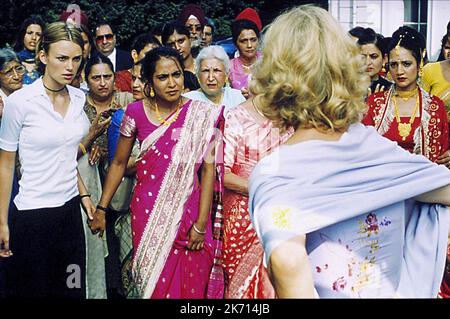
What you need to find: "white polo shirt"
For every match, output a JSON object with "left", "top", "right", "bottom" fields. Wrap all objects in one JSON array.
[{"left": 0, "top": 78, "right": 89, "bottom": 210}]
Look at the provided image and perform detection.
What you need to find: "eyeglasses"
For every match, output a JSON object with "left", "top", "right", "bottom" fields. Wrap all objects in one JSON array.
[
  {"left": 0, "top": 65, "right": 26, "bottom": 78},
  {"left": 95, "top": 33, "right": 114, "bottom": 43}
]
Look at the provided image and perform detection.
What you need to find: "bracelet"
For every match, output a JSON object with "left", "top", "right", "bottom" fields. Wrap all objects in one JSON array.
[
  {"left": 192, "top": 223, "right": 206, "bottom": 234},
  {"left": 79, "top": 143, "right": 87, "bottom": 155},
  {"left": 80, "top": 194, "right": 91, "bottom": 199},
  {"left": 96, "top": 205, "right": 108, "bottom": 213}
]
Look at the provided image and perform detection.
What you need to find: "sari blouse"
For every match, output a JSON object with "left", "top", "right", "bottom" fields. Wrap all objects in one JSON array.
[
  {"left": 363, "top": 87, "right": 448, "bottom": 162},
  {"left": 119, "top": 99, "right": 225, "bottom": 299}
]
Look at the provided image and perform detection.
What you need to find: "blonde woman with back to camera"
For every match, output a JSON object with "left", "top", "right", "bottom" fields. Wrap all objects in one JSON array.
[{"left": 248, "top": 6, "right": 450, "bottom": 298}]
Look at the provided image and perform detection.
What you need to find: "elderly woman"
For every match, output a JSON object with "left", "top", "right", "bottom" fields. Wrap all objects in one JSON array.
[
  {"left": 249, "top": 6, "right": 450, "bottom": 298},
  {"left": 0, "top": 49, "right": 25, "bottom": 121},
  {"left": 0, "top": 48, "right": 24, "bottom": 207},
  {"left": 184, "top": 45, "right": 245, "bottom": 115},
  {"left": 0, "top": 48, "right": 24, "bottom": 297},
  {"left": 229, "top": 9, "right": 262, "bottom": 98}
]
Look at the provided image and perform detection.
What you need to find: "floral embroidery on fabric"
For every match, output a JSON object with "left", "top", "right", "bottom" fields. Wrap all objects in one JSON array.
[
  {"left": 357, "top": 213, "right": 379, "bottom": 236},
  {"left": 272, "top": 207, "right": 291, "bottom": 229},
  {"left": 332, "top": 277, "right": 347, "bottom": 291},
  {"left": 314, "top": 212, "right": 393, "bottom": 295}
]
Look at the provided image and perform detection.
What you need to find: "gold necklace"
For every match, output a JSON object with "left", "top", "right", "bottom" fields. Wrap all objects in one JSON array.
[
  {"left": 240, "top": 57, "right": 256, "bottom": 70},
  {"left": 396, "top": 88, "right": 417, "bottom": 101},
  {"left": 392, "top": 90, "right": 420, "bottom": 141},
  {"left": 152, "top": 98, "right": 183, "bottom": 126},
  {"left": 252, "top": 97, "right": 265, "bottom": 118}
]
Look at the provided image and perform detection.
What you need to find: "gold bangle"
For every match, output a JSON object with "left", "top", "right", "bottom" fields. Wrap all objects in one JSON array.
[
  {"left": 192, "top": 223, "right": 206, "bottom": 234},
  {"left": 79, "top": 143, "right": 87, "bottom": 155}
]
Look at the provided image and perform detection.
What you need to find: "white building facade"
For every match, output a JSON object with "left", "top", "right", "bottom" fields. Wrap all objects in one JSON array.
[{"left": 329, "top": 0, "right": 449, "bottom": 61}]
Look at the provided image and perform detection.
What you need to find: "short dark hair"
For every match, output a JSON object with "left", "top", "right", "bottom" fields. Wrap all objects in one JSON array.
[
  {"left": 205, "top": 18, "right": 215, "bottom": 35},
  {"left": 141, "top": 46, "right": 184, "bottom": 96},
  {"left": 348, "top": 26, "right": 365, "bottom": 40},
  {"left": 131, "top": 33, "right": 161, "bottom": 54},
  {"left": 231, "top": 19, "right": 260, "bottom": 46},
  {"left": 161, "top": 21, "right": 190, "bottom": 46},
  {"left": 84, "top": 54, "right": 114, "bottom": 80},
  {"left": 357, "top": 28, "right": 388, "bottom": 55},
  {"left": 95, "top": 21, "right": 115, "bottom": 35},
  {"left": 152, "top": 23, "right": 165, "bottom": 37},
  {"left": 13, "top": 15, "right": 45, "bottom": 52}
]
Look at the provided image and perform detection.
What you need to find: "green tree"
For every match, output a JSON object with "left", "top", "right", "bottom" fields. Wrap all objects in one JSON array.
[{"left": 0, "top": 0, "right": 327, "bottom": 49}]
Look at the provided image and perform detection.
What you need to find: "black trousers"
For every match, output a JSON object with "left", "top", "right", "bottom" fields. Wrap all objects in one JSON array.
[
  {"left": 5, "top": 196, "right": 86, "bottom": 298},
  {"left": 105, "top": 209, "right": 124, "bottom": 298}
]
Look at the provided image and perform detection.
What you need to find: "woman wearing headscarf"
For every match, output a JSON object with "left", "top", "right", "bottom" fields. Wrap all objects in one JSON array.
[{"left": 228, "top": 8, "right": 262, "bottom": 99}]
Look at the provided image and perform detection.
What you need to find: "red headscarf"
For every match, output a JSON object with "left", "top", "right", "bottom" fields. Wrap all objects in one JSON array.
[{"left": 235, "top": 8, "right": 262, "bottom": 32}]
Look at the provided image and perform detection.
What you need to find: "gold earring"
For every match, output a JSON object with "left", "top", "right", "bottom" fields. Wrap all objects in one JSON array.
[
  {"left": 418, "top": 48, "right": 426, "bottom": 78},
  {"left": 150, "top": 87, "right": 155, "bottom": 98}
]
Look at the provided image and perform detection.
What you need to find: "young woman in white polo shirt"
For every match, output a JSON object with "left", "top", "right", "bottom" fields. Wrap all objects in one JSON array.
[{"left": 0, "top": 22, "right": 96, "bottom": 298}]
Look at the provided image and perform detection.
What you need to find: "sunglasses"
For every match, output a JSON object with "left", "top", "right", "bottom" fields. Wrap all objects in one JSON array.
[{"left": 95, "top": 33, "right": 114, "bottom": 43}]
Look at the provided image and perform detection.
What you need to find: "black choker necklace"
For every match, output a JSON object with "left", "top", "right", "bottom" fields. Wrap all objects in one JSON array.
[{"left": 43, "top": 82, "right": 66, "bottom": 93}]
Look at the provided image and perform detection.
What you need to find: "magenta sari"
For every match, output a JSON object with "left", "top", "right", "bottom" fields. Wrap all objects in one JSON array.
[{"left": 120, "top": 99, "right": 224, "bottom": 299}]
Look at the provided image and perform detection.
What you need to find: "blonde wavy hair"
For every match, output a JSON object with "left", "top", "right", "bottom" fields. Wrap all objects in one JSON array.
[{"left": 250, "top": 5, "right": 369, "bottom": 131}]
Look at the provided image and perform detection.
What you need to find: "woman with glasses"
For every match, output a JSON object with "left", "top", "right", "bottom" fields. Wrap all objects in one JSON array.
[
  {"left": 13, "top": 15, "right": 45, "bottom": 85},
  {"left": 363, "top": 26, "right": 449, "bottom": 166},
  {"left": 0, "top": 48, "right": 25, "bottom": 207},
  {"left": 0, "top": 48, "right": 25, "bottom": 298},
  {"left": 0, "top": 49, "right": 25, "bottom": 121}
]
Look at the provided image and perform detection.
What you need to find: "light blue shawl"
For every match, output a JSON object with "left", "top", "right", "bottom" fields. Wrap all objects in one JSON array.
[{"left": 249, "top": 124, "right": 450, "bottom": 298}]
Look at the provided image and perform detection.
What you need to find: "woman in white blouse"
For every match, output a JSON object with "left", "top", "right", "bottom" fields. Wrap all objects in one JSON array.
[{"left": 0, "top": 22, "right": 95, "bottom": 298}]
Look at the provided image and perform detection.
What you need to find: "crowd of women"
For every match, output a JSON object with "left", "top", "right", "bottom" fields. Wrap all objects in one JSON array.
[{"left": 0, "top": 3, "right": 449, "bottom": 299}]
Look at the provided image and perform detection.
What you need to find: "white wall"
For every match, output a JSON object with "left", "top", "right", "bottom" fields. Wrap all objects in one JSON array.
[
  {"left": 427, "top": 0, "right": 450, "bottom": 61},
  {"left": 329, "top": 0, "right": 449, "bottom": 61},
  {"left": 379, "top": 0, "right": 404, "bottom": 37},
  {"left": 329, "top": 0, "right": 404, "bottom": 35}
]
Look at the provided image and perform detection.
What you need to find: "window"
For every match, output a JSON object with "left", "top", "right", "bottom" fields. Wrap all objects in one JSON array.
[{"left": 403, "top": 0, "right": 428, "bottom": 37}]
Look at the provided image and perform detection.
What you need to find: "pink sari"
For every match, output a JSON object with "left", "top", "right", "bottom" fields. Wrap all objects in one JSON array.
[
  {"left": 120, "top": 99, "right": 224, "bottom": 299},
  {"left": 222, "top": 105, "right": 293, "bottom": 298}
]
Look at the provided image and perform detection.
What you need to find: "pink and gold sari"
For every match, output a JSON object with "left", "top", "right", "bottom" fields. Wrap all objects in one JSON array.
[
  {"left": 120, "top": 99, "right": 224, "bottom": 299},
  {"left": 222, "top": 105, "right": 293, "bottom": 298}
]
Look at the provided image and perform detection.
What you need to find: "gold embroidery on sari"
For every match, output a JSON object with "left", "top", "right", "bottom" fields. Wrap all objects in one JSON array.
[{"left": 132, "top": 100, "right": 223, "bottom": 298}]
